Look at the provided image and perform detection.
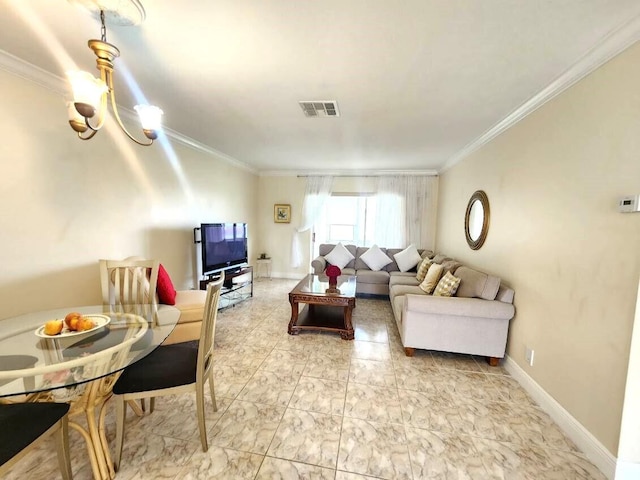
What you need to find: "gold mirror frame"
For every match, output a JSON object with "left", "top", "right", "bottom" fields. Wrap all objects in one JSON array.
[{"left": 465, "top": 190, "right": 490, "bottom": 250}]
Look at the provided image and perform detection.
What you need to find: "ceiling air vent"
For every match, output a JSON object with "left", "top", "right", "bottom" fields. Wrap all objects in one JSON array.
[{"left": 299, "top": 100, "right": 340, "bottom": 117}]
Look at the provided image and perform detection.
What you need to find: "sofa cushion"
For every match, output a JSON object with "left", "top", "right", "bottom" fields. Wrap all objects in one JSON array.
[
  {"left": 495, "top": 284, "right": 515, "bottom": 304},
  {"left": 441, "top": 260, "right": 463, "bottom": 275},
  {"left": 358, "top": 245, "right": 392, "bottom": 271},
  {"left": 392, "top": 295, "right": 406, "bottom": 324},
  {"left": 324, "top": 242, "right": 355, "bottom": 269},
  {"left": 431, "top": 254, "right": 452, "bottom": 264},
  {"left": 419, "top": 263, "right": 444, "bottom": 294},
  {"left": 434, "top": 271, "right": 461, "bottom": 297},
  {"left": 355, "top": 269, "right": 390, "bottom": 285},
  {"left": 318, "top": 244, "right": 334, "bottom": 256},
  {"left": 454, "top": 266, "right": 501, "bottom": 300},
  {"left": 385, "top": 248, "right": 403, "bottom": 272},
  {"left": 415, "top": 258, "right": 433, "bottom": 282},
  {"left": 393, "top": 245, "right": 422, "bottom": 272},
  {"left": 389, "top": 273, "right": 421, "bottom": 288},
  {"left": 173, "top": 289, "right": 207, "bottom": 323},
  {"left": 421, "top": 250, "right": 435, "bottom": 259},
  {"left": 390, "top": 283, "right": 424, "bottom": 299}
]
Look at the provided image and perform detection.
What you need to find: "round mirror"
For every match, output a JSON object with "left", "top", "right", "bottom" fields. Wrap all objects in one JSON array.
[{"left": 465, "top": 190, "right": 490, "bottom": 250}]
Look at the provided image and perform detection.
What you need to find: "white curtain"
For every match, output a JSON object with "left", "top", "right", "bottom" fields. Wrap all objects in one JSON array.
[
  {"left": 374, "top": 177, "right": 406, "bottom": 248},
  {"left": 374, "top": 175, "right": 436, "bottom": 248},
  {"left": 291, "top": 176, "right": 333, "bottom": 268}
]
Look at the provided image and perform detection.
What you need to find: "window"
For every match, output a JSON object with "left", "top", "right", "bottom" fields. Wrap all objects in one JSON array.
[{"left": 314, "top": 195, "right": 377, "bottom": 250}]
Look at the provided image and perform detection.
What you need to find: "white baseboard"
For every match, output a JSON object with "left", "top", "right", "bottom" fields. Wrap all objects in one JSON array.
[{"left": 504, "top": 355, "right": 617, "bottom": 479}]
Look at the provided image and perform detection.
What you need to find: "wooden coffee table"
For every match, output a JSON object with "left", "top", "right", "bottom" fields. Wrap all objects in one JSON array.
[{"left": 288, "top": 274, "right": 357, "bottom": 340}]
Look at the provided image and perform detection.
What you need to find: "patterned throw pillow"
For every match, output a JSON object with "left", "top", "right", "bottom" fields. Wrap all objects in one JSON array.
[
  {"left": 415, "top": 258, "right": 433, "bottom": 282},
  {"left": 419, "top": 263, "right": 444, "bottom": 294},
  {"left": 434, "top": 271, "right": 461, "bottom": 297}
]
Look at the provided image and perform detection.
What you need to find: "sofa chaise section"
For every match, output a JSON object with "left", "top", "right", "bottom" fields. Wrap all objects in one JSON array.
[{"left": 390, "top": 265, "right": 515, "bottom": 364}]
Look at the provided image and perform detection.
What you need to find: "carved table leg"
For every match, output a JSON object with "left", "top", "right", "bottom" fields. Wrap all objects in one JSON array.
[
  {"left": 341, "top": 304, "right": 354, "bottom": 340},
  {"left": 288, "top": 297, "right": 299, "bottom": 335}
]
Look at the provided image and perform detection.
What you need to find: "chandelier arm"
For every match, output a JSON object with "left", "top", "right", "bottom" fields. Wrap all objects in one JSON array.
[
  {"left": 77, "top": 129, "right": 99, "bottom": 141},
  {"left": 108, "top": 85, "right": 153, "bottom": 146}
]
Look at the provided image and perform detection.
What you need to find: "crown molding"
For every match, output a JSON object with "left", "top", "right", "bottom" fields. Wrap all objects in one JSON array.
[
  {"left": 161, "top": 127, "right": 257, "bottom": 174},
  {"left": 0, "top": 49, "right": 67, "bottom": 93},
  {"left": 261, "top": 169, "right": 438, "bottom": 177},
  {"left": 440, "top": 13, "right": 640, "bottom": 173},
  {"left": 0, "top": 48, "right": 257, "bottom": 174}
]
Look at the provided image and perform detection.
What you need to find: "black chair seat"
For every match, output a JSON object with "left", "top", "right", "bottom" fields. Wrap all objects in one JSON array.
[
  {"left": 0, "top": 403, "right": 70, "bottom": 466},
  {"left": 113, "top": 344, "right": 197, "bottom": 395}
]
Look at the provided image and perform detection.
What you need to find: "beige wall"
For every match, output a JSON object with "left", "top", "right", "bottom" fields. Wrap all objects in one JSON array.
[
  {"left": 436, "top": 43, "right": 640, "bottom": 454},
  {"left": 0, "top": 70, "right": 258, "bottom": 319},
  {"left": 256, "top": 175, "right": 308, "bottom": 278}
]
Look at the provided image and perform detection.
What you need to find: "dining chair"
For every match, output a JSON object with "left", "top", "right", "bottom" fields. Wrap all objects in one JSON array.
[
  {"left": 112, "top": 272, "right": 225, "bottom": 470},
  {"left": 99, "top": 258, "right": 160, "bottom": 322},
  {"left": 0, "top": 402, "right": 73, "bottom": 480}
]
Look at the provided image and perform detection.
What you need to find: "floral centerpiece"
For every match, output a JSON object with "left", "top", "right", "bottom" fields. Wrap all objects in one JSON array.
[{"left": 326, "top": 265, "right": 341, "bottom": 287}]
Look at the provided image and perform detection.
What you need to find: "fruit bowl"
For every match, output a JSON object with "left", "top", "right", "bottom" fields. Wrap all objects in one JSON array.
[{"left": 35, "top": 315, "right": 111, "bottom": 338}]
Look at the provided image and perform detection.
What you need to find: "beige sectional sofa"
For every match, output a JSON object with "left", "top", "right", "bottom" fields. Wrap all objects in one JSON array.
[
  {"left": 311, "top": 244, "right": 433, "bottom": 296},
  {"left": 312, "top": 244, "right": 516, "bottom": 364}
]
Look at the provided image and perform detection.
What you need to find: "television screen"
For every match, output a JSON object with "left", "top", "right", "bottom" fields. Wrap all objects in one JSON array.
[{"left": 201, "top": 223, "right": 248, "bottom": 274}]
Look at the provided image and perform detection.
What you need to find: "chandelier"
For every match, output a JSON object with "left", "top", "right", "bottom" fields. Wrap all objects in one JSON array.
[{"left": 66, "top": 7, "right": 162, "bottom": 146}]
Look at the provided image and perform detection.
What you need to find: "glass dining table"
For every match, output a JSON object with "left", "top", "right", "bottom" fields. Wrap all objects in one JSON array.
[{"left": 0, "top": 304, "right": 180, "bottom": 480}]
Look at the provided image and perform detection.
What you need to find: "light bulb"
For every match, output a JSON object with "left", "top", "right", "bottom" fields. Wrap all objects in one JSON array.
[
  {"left": 134, "top": 105, "right": 164, "bottom": 131},
  {"left": 67, "top": 71, "right": 107, "bottom": 116}
]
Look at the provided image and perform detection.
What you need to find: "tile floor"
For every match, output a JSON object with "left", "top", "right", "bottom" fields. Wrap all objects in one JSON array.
[{"left": 5, "top": 278, "right": 606, "bottom": 479}]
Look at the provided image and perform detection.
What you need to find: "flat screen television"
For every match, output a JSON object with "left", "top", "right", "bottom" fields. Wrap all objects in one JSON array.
[{"left": 200, "top": 223, "right": 248, "bottom": 275}]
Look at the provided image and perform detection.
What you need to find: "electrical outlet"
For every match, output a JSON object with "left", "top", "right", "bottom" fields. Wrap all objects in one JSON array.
[{"left": 525, "top": 347, "right": 535, "bottom": 366}]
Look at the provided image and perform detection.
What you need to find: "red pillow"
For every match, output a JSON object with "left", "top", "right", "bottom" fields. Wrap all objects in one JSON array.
[{"left": 157, "top": 264, "right": 177, "bottom": 305}]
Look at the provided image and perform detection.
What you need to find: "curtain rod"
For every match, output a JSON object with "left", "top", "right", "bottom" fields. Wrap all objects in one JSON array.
[{"left": 296, "top": 173, "right": 439, "bottom": 178}]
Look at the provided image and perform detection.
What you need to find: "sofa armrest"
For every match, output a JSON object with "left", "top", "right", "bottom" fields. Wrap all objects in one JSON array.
[
  {"left": 311, "top": 255, "right": 327, "bottom": 274},
  {"left": 405, "top": 294, "right": 514, "bottom": 320}
]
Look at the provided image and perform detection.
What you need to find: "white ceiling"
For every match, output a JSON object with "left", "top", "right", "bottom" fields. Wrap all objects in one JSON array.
[{"left": 1, "top": 0, "right": 640, "bottom": 174}]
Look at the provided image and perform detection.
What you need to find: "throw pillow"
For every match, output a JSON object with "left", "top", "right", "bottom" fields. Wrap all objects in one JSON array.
[
  {"left": 394, "top": 244, "right": 422, "bottom": 272},
  {"left": 324, "top": 242, "right": 355, "bottom": 269},
  {"left": 360, "top": 244, "right": 393, "bottom": 271},
  {"left": 415, "top": 257, "right": 433, "bottom": 282},
  {"left": 434, "top": 271, "right": 461, "bottom": 297},
  {"left": 419, "top": 263, "right": 444, "bottom": 294},
  {"left": 157, "top": 263, "right": 177, "bottom": 305}
]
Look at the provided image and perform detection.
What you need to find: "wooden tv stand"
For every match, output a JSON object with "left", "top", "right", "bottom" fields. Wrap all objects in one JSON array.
[{"left": 199, "top": 266, "right": 253, "bottom": 308}]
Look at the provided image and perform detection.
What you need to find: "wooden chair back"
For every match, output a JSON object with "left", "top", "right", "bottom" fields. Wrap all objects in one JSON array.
[
  {"left": 99, "top": 259, "right": 160, "bottom": 322},
  {"left": 196, "top": 272, "right": 224, "bottom": 385}
]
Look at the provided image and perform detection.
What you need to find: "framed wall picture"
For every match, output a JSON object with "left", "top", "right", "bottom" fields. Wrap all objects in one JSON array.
[{"left": 274, "top": 204, "right": 291, "bottom": 223}]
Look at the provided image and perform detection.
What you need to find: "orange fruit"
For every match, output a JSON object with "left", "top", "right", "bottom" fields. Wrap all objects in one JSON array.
[
  {"left": 64, "top": 312, "right": 82, "bottom": 330},
  {"left": 76, "top": 317, "right": 96, "bottom": 332},
  {"left": 44, "top": 320, "right": 63, "bottom": 336}
]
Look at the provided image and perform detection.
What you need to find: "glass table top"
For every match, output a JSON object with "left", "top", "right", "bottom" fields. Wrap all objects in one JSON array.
[
  {"left": 0, "top": 304, "right": 179, "bottom": 398},
  {"left": 291, "top": 274, "right": 357, "bottom": 298}
]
